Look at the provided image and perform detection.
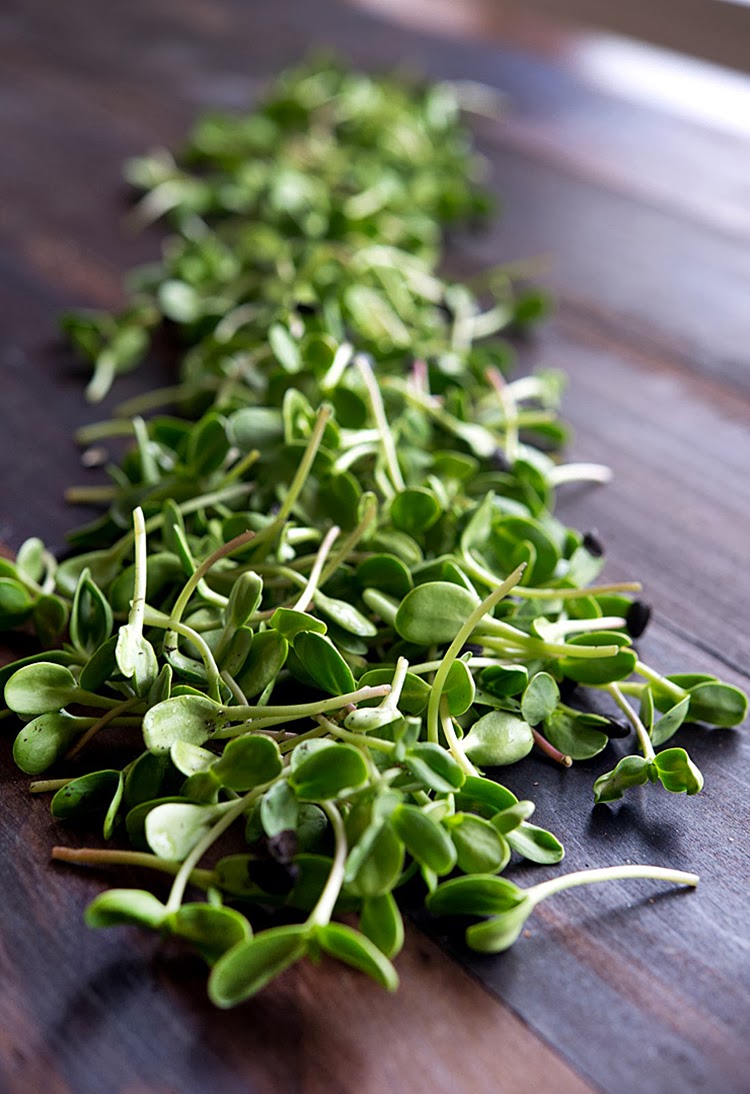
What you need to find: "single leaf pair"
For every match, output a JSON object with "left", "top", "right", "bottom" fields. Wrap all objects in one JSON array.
[
  {"left": 593, "top": 748, "right": 703, "bottom": 803},
  {"left": 207, "top": 921, "right": 398, "bottom": 1008},
  {"left": 86, "top": 888, "right": 251, "bottom": 963}
]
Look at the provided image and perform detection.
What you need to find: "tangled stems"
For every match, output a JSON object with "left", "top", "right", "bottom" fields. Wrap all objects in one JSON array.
[
  {"left": 215, "top": 684, "right": 392, "bottom": 736},
  {"left": 165, "top": 779, "right": 279, "bottom": 914},
  {"left": 427, "top": 563, "right": 527, "bottom": 744}
]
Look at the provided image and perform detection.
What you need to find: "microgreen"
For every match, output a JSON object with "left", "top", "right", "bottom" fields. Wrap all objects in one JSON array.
[{"left": 1, "top": 58, "right": 744, "bottom": 1009}]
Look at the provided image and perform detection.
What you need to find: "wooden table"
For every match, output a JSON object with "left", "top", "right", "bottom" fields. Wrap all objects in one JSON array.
[{"left": 1, "top": 2, "right": 748, "bottom": 1090}]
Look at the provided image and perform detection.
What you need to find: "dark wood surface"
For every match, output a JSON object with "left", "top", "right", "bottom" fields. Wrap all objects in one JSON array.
[{"left": 1, "top": 1, "right": 749, "bottom": 1091}]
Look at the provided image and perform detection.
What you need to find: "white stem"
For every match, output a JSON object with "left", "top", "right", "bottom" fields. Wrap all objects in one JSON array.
[
  {"left": 527, "top": 864, "right": 699, "bottom": 906},
  {"left": 216, "top": 684, "right": 392, "bottom": 737},
  {"left": 384, "top": 656, "right": 409, "bottom": 710},
  {"left": 608, "top": 682, "right": 656, "bottom": 762},
  {"left": 292, "top": 525, "right": 340, "bottom": 612},
  {"left": 427, "top": 563, "right": 526, "bottom": 743},
  {"left": 307, "top": 802, "right": 348, "bottom": 927},
  {"left": 356, "top": 354, "right": 405, "bottom": 492},
  {"left": 165, "top": 782, "right": 273, "bottom": 913},
  {"left": 321, "top": 342, "right": 353, "bottom": 391},
  {"left": 129, "top": 507, "right": 147, "bottom": 633},
  {"left": 440, "top": 698, "right": 478, "bottom": 777},
  {"left": 548, "top": 462, "right": 613, "bottom": 487},
  {"left": 461, "top": 553, "right": 641, "bottom": 599}
]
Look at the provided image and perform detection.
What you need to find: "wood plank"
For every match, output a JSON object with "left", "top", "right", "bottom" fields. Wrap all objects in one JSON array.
[
  {"left": 529, "top": 321, "right": 750, "bottom": 674},
  {"left": 420, "top": 619, "right": 750, "bottom": 1094},
  {"left": 0, "top": 771, "right": 591, "bottom": 1094},
  {"left": 346, "top": 0, "right": 750, "bottom": 75},
  {"left": 0, "top": 1, "right": 748, "bottom": 1091}
]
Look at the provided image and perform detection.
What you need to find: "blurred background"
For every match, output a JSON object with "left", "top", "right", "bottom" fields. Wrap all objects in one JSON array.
[
  {"left": 346, "top": 0, "right": 750, "bottom": 72},
  {"left": 342, "top": 0, "right": 750, "bottom": 142}
]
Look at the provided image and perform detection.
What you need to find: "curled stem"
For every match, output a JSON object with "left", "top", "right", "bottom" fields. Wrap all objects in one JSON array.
[
  {"left": 607, "top": 681, "right": 655, "bottom": 762},
  {"left": 306, "top": 801, "right": 347, "bottom": 928},
  {"left": 292, "top": 525, "right": 340, "bottom": 611},
  {"left": 548, "top": 463, "right": 612, "bottom": 487},
  {"left": 439, "top": 697, "right": 477, "bottom": 777}
]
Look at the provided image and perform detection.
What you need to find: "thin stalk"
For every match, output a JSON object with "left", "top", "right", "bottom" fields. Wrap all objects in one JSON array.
[
  {"left": 133, "top": 416, "right": 159, "bottom": 485},
  {"left": 51, "top": 845, "right": 215, "bottom": 889},
  {"left": 221, "top": 671, "right": 248, "bottom": 706},
  {"left": 410, "top": 656, "right": 509, "bottom": 674},
  {"left": 220, "top": 683, "right": 391, "bottom": 724},
  {"left": 65, "top": 485, "right": 120, "bottom": 505},
  {"left": 172, "top": 525, "right": 228, "bottom": 610},
  {"left": 385, "top": 656, "right": 409, "bottom": 710},
  {"left": 216, "top": 684, "right": 392, "bottom": 738},
  {"left": 538, "top": 616, "right": 627, "bottom": 640},
  {"left": 460, "top": 553, "right": 641, "bottom": 599},
  {"left": 356, "top": 354, "right": 405, "bottom": 492},
  {"left": 318, "top": 715, "right": 395, "bottom": 755},
  {"left": 486, "top": 366, "right": 518, "bottom": 464},
  {"left": 129, "top": 506, "right": 148, "bottom": 634},
  {"left": 618, "top": 681, "right": 647, "bottom": 697},
  {"left": 250, "top": 405, "right": 331, "bottom": 561},
  {"left": 526, "top": 864, "right": 699, "bottom": 906},
  {"left": 30, "top": 778, "right": 73, "bottom": 794},
  {"left": 635, "top": 661, "right": 687, "bottom": 702},
  {"left": 321, "top": 341, "right": 353, "bottom": 391},
  {"left": 168, "top": 530, "right": 256, "bottom": 627},
  {"left": 548, "top": 463, "right": 613, "bottom": 487},
  {"left": 86, "top": 351, "right": 116, "bottom": 404},
  {"left": 291, "top": 525, "right": 340, "bottom": 611},
  {"left": 72, "top": 688, "right": 135, "bottom": 710},
  {"left": 145, "top": 611, "right": 222, "bottom": 700},
  {"left": 477, "top": 622, "right": 619, "bottom": 659},
  {"left": 218, "top": 448, "right": 260, "bottom": 487},
  {"left": 427, "top": 563, "right": 526, "bottom": 744},
  {"left": 316, "top": 493, "right": 378, "bottom": 590},
  {"left": 165, "top": 779, "right": 277, "bottom": 913},
  {"left": 66, "top": 695, "right": 143, "bottom": 759},
  {"left": 113, "top": 381, "right": 201, "bottom": 418},
  {"left": 75, "top": 419, "right": 137, "bottom": 445},
  {"left": 333, "top": 440, "right": 378, "bottom": 474},
  {"left": 306, "top": 801, "right": 347, "bottom": 928},
  {"left": 278, "top": 722, "right": 330, "bottom": 754},
  {"left": 439, "top": 697, "right": 477, "bottom": 777},
  {"left": 607, "top": 681, "right": 655, "bottom": 762},
  {"left": 531, "top": 727, "right": 572, "bottom": 767}
]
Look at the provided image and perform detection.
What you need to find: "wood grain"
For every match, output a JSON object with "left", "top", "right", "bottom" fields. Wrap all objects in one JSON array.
[{"left": 1, "top": 1, "right": 749, "bottom": 1091}]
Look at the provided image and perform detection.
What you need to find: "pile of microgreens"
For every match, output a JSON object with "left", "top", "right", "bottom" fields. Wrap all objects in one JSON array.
[{"left": 1, "top": 59, "right": 745, "bottom": 1007}]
